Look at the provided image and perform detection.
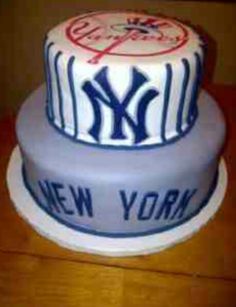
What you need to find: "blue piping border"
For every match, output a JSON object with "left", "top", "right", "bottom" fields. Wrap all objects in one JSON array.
[{"left": 22, "top": 165, "right": 218, "bottom": 238}]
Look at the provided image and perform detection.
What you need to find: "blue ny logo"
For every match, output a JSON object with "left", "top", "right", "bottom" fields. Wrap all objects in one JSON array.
[{"left": 82, "top": 66, "right": 159, "bottom": 144}]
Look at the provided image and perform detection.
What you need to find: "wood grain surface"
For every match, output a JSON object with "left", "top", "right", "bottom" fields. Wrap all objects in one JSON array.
[{"left": 0, "top": 84, "right": 236, "bottom": 306}]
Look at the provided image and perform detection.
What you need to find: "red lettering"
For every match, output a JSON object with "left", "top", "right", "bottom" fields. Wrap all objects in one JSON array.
[
  {"left": 74, "top": 26, "right": 101, "bottom": 42},
  {"left": 72, "top": 21, "right": 90, "bottom": 34}
]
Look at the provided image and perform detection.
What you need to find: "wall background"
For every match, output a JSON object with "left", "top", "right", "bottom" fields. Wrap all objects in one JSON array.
[{"left": 0, "top": 0, "right": 235, "bottom": 113}]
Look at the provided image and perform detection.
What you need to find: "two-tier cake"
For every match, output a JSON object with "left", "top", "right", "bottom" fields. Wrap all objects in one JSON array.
[{"left": 7, "top": 12, "right": 227, "bottom": 256}]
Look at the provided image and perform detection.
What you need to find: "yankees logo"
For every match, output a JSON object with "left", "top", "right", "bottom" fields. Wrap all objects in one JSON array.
[
  {"left": 82, "top": 66, "right": 159, "bottom": 144},
  {"left": 66, "top": 12, "right": 189, "bottom": 64}
]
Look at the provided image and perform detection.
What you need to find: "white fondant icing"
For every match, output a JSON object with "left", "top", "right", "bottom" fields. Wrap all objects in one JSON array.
[{"left": 45, "top": 12, "right": 203, "bottom": 147}]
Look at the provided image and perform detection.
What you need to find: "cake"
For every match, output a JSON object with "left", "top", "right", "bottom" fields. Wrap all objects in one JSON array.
[{"left": 13, "top": 12, "right": 226, "bottom": 251}]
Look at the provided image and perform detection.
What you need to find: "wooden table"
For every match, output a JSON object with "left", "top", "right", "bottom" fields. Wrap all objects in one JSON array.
[{"left": 0, "top": 84, "right": 236, "bottom": 307}]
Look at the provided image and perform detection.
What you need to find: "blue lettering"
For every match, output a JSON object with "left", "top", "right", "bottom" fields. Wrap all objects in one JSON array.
[
  {"left": 38, "top": 180, "right": 74, "bottom": 215},
  {"left": 120, "top": 190, "right": 138, "bottom": 220},
  {"left": 51, "top": 182, "right": 74, "bottom": 215},
  {"left": 155, "top": 190, "right": 179, "bottom": 220},
  {"left": 38, "top": 180, "right": 61, "bottom": 213},
  {"left": 70, "top": 186, "right": 93, "bottom": 217},
  {"left": 138, "top": 192, "right": 159, "bottom": 220},
  {"left": 170, "top": 189, "right": 197, "bottom": 219}
]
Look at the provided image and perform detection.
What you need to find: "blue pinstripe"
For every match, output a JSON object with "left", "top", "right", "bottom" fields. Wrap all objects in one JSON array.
[
  {"left": 54, "top": 51, "right": 65, "bottom": 129},
  {"left": 187, "top": 52, "right": 202, "bottom": 125},
  {"left": 161, "top": 64, "right": 172, "bottom": 142},
  {"left": 176, "top": 58, "right": 190, "bottom": 133},
  {"left": 67, "top": 56, "right": 78, "bottom": 138},
  {"left": 44, "top": 41, "right": 55, "bottom": 119}
]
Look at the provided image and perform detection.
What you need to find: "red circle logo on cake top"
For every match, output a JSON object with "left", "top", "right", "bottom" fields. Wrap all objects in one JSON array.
[{"left": 66, "top": 12, "right": 189, "bottom": 64}]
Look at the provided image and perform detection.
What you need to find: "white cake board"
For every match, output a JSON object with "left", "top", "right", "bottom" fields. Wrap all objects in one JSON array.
[{"left": 7, "top": 146, "right": 227, "bottom": 257}]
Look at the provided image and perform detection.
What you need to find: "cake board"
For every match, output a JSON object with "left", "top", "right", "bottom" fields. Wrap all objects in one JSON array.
[{"left": 7, "top": 146, "right": 227, "bottom": 257}]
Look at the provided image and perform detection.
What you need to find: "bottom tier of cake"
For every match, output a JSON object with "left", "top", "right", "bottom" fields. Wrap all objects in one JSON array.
[{"left": 16, "top": 85, "right": 225, "bottom": 238}]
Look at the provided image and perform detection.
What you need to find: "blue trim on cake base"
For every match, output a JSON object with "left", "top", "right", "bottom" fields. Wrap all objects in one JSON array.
[{"left": 22, "top": 164, "right": 219, "bottom": 238}]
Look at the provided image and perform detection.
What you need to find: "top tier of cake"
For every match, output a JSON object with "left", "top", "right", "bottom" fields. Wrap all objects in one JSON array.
[{"left": 44, "top": 11, "right": 204, "bottom": 148}]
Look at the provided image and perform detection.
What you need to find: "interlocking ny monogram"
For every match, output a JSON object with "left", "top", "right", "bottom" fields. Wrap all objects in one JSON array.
[{"left": 82, "top": 66, "right": 159, "bottom": 144}]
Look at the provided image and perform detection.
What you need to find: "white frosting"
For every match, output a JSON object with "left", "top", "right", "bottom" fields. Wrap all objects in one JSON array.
[{"left": 44, "top": 11, "right": 204, "bottom": 147}]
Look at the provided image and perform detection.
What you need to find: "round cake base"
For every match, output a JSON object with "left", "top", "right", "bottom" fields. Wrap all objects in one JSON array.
[{"left": 7, "top": 146, "right": 227, "bottom": 257}]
